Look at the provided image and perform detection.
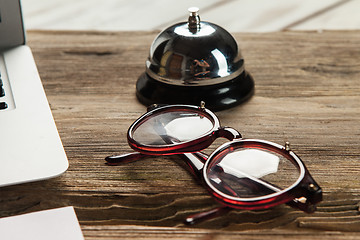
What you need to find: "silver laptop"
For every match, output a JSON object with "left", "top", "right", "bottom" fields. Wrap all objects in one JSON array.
[{"left": 0, "top": 0, "right": 68, "bottom": 187}]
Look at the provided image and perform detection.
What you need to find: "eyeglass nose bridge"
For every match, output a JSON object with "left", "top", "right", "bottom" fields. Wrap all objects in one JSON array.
[{"left": 215, "top": 127, "right": 242, "bottom": 140}]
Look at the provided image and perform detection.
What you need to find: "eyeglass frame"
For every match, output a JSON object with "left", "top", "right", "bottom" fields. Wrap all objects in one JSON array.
[{"left": 106, "top": 103, "right": 322, "bottom": 224}]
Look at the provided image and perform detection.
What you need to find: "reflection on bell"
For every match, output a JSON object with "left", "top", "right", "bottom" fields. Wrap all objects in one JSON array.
[{"left": 136, "top": 7, "right": 254, "bottom": 111}]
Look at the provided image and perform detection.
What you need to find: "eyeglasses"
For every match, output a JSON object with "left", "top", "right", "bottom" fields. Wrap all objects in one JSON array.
[{"left": 105, "top": 102, "right": 322, "bottom": 225}]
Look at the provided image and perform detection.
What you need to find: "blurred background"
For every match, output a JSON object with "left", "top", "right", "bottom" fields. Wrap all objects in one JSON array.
[{"left": 21, "top": 0, "right": 359, "bottom": 32}]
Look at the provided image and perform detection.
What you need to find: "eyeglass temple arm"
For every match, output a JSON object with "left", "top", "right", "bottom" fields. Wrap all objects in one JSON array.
[
  {"left": 105, "top": 152, "right": 147, "bottom": 165},
  {"left": 184, "top": 206, "right": 232, "bottom": 225},
  {"left": 184, "top": 177, "right": 319, "bottom": 225},
  {"left": 184, "top": 196, "right": 318, "bottom": 226},
  {"left": 105, "top": 152, "right": 232, "bottom": 225},
  {"left": 106, "top": 151, "right": 317, "bottom": 225},
  {"left": 105, "top": 151, "right": 207, "bottom": 167}
]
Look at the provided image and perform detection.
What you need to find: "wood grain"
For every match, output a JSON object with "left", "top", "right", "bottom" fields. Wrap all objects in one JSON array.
[
  {"left": 22, "top": 0, "right": 356, "bottom": 32},
  {"left": 0, "top": 30, "right": 360, "bottom": 239}
]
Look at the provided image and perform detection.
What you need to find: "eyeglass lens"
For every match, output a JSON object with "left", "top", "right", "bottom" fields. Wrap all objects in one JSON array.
[
  {"left": 132, "top": 110, "right": 215, "bottom": 146},
  {"left": 205, "top": 146, "right": 300, "bottom": 199}
]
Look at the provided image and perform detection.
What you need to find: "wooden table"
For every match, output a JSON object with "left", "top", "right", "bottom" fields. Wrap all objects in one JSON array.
[{"left": 1, "top": 30, "right": 359, "bottom": 239}]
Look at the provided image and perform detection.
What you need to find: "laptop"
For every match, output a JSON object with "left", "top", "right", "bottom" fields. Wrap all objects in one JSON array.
[{"left": 0, "top": 0, "right": 68, "bottom": 187}]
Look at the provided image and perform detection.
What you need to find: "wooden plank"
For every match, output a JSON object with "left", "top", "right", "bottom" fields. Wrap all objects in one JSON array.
[
  {"left": 199, "top": 0, "right": 343, "bottom": 32},
  {"left": 21, "top": 0, "right": 351, "bottom": 32},
  {"left": 0, "top": 30, "right": 360, "bottom": 239},
  {"left": 289, "top": 0, "right": 360, "bottom": 31},
  {"left": 21, "top": 0, "right": 219, "bottom": 30}
]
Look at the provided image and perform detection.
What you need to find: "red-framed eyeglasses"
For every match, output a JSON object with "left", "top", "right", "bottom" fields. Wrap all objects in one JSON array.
[{"left": 105, "top": 102, "right": 322, "bottom": 225}]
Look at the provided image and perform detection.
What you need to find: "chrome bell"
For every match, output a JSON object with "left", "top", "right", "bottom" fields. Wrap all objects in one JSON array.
[{"left": 136, "top": 7, "right": 254, "bottom": 111}]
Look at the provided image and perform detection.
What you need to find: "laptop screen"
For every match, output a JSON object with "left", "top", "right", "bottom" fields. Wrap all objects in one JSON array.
[{"left": 0, "top": 0, "right": 25, "bottom": 49}]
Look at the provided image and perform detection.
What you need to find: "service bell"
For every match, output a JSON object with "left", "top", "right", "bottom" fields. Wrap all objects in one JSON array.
[{"left": 136, "top": 7, "right": 254, "bottom": 111}]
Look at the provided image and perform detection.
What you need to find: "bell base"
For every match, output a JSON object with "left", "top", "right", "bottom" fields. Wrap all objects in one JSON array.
[{"left": 136, "top": 71, "right": 254, "bottom": 111}]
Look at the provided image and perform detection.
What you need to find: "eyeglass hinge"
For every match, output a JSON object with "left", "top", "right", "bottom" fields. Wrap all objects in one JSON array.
[
  {"left": 295, "top": 196, "right": 307, "bottom": 204},
  {"left": 308, "top": 183, "right": 318, "bottom": 191}
]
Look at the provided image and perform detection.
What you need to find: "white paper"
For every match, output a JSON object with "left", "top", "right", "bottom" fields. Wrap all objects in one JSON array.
[{"left": 0, "top": 206, "right": 84, "bottom": 240}]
